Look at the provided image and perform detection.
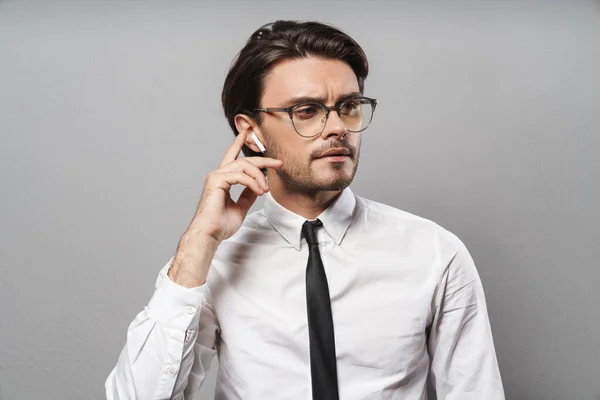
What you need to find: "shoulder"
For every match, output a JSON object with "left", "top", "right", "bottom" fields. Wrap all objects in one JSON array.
[{"left": 355, "top": 194, "right": 466, "bottom": 255}]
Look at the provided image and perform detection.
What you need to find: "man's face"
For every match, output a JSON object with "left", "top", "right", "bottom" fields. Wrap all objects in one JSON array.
[{"left": 258, "top": 57, "right": 362, "bottom": 192}]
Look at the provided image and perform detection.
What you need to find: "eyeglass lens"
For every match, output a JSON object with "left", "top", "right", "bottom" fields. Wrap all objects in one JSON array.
[{"left": 291, "top": 99, "right": 374, "bottom": 137}]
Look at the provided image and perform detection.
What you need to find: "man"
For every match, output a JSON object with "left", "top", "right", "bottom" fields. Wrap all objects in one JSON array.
[{"left": 106, "top": 20, "right": 504, "bottom": 399}]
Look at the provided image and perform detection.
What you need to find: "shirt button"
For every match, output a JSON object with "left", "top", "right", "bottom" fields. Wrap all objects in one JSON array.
[
  {"left": 167, "top": 365, "right": 178, "bottom": 375},
  {"left": 185, "top": 306, "right": 196, "bottom": 315}
]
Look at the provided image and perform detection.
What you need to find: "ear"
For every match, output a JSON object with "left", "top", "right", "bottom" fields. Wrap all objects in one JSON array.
[{"left": 234, "top": 113, "right": 264, "bottom": 154}]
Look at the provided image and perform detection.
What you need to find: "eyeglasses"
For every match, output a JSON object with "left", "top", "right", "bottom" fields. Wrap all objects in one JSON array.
[{"left": 254, "top": 96, "right": 377, "bottom": 138}]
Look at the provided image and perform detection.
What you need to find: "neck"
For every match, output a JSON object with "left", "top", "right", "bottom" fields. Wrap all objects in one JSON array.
[{"left": 268, "top": 177, "right": 344, "bottom": 220}]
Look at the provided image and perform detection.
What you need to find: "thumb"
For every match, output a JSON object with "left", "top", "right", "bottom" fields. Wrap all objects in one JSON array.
[{"left": 235, "top": 186, "right": 259, "bottom": 215}]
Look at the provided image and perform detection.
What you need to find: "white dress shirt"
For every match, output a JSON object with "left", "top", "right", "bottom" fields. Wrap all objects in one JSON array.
[{"left": 106, "top": 188, "right": 504, "bottom": 400}]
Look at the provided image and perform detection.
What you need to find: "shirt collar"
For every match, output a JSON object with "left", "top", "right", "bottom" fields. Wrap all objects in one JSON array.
[{"left": 263, "top": 187, "right": 357, "bottom": 251}]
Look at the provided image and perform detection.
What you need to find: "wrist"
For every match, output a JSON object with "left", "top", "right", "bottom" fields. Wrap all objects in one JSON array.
[
  {"left": 169, "top": 232, "right": 220, "bottom": 288},
  {"left": 168, "top": 266, "right": 207, "bottom": 288}
]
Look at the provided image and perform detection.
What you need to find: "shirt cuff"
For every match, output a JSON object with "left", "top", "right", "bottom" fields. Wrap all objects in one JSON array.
[{"left": 146, "top": 258, "right": 208, "bottom": 332}]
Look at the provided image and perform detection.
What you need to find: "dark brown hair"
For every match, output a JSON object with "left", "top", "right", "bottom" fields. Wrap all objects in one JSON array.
[{"left": 221, "top": 20, "right": 369, "bottom": 157}]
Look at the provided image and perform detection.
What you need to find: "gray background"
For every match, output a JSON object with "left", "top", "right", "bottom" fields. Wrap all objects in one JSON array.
[{"left": 0, "top": 0, "right": 599, "bottom": 399}]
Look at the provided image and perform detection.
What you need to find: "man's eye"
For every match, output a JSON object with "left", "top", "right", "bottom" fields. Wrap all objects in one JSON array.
[
  {"left": 341, "top": 101, "right": 360, "bottom": 114},
  {"left": 294, "top": 106, "right": 318, "bottom": 117}
]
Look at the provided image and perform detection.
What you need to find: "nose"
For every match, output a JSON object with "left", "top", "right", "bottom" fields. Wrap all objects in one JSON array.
[{"left": 320, "top": 109, "right": 346, "bottom": 140}]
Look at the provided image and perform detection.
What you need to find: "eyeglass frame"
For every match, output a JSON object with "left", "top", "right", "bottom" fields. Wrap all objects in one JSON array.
[{"left": 253, "top": 96, "right": 377, "bottom": 138}]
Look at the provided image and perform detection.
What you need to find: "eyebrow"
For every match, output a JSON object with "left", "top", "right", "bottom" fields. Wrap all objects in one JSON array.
[{"left": 282, "top": 92, "right": 363, "bottom": 107}]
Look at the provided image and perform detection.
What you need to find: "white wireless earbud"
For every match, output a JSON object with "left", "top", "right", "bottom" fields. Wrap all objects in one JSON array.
[{"left": 251, "top": 132, "right": 266, "bottom": 153}]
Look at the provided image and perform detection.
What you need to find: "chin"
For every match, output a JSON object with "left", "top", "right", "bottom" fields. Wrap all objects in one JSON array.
[
  {"left": 277, "top": 162, "right": 357, "bottom": 191},
  {"left": 321, "top": 180, "right": 352, "bottom": 191},
  {"left": 284, "top": 174, "right": 353, "bottom": 192},
  {"left": 313, "top": 165, "right": 356, "bottom": 190},
  {"left": 314, "top": 174, "right": 354, "bottom": 191}
]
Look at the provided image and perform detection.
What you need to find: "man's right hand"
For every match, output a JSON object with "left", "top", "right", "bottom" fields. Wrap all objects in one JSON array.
[{"left": 168, "top": 131, "right": 283, "bottom": 287}]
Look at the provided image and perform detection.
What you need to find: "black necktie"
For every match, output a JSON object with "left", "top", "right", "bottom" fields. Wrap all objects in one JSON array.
[{"left": 302, "top": 219, "right": 339, "bottom": 400}]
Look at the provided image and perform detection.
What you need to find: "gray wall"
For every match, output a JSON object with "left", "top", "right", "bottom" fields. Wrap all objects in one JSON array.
[{"left": 1, "top": 1, "right": 599, "bottom": 399}]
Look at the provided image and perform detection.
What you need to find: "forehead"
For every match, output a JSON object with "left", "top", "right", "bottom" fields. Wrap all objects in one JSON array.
[{"left": 261, "top": 57, "right": 360, "bottom": 105}]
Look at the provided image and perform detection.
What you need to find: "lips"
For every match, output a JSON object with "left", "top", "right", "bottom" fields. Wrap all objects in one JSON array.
[{"left": 317, "top": 148, "right": 351, "bottom": 158}]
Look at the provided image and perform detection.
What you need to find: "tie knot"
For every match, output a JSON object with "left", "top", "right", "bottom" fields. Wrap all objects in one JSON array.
[{"left": 302, "top": 219, "right": 323, "bottom": 246}]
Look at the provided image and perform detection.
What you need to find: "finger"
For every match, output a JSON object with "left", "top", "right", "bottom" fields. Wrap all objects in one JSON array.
[
  {"left": 218, "top": 171, "right": 265, "bottom": 197},
  {"left": 221, "top": 159, "right": 269, "bottom": 191},
  {"left": 235, "top": 186, "right": 259, "bottom": 214},
  {"left": 220, "top": 130, "right": 248, "bottom": 167},
  {"left": 243, "top": 156, "right": 284, "bottom": 170}
]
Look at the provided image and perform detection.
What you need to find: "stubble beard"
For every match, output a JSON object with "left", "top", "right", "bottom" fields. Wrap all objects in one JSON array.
[{"left": 264, "top": 134, "right": 360, "bottom": 192}]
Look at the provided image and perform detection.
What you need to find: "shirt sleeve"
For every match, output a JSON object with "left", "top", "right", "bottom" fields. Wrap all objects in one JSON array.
[
  {"left": 105, "top": 257, "right": 219, "bottom": 400},
  {"left": 428, "top": 242, "right": 505, "bottom": 400}
]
